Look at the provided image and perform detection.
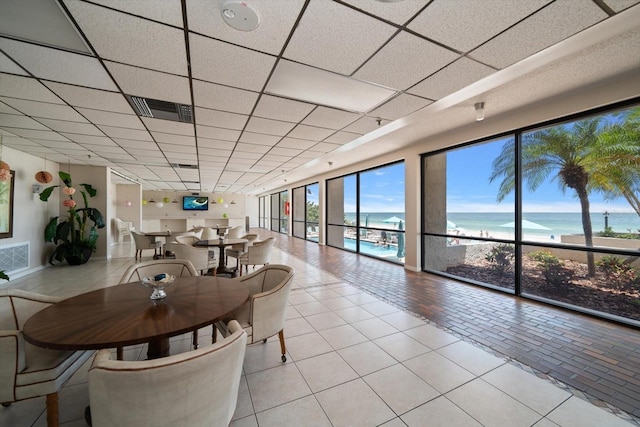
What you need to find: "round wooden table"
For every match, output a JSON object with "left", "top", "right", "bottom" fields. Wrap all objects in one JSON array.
[
  {"left": 23, "top": 276, "right": 249, "bottom": 359},
  {"left": 194, "top": 238, "right": 248, "bottom": 277}
]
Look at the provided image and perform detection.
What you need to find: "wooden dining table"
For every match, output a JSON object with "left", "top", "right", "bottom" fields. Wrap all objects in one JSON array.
[
  {"left": 23, "top": 276, "right": 249, "bottom": 360},
  {"left": 194, "top": 238, "right": 248, "bottom": 277}
]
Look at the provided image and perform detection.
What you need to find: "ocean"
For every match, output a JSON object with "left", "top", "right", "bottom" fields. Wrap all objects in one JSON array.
[{"left": 346, "top": 212, "right": 640, "bottom": 239}]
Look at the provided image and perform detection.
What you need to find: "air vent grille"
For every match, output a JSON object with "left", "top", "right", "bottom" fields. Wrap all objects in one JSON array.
[
  {"left": 170, "top": 163, "right": 199, "bottom": 169},
  {"left": 127, "top": 96, "right": 193, "bottom": 123}
]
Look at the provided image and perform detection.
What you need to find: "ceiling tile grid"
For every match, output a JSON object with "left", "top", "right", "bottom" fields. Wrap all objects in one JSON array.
[{"left": 0, "top": 0, "right": 637, "bottom": 193}]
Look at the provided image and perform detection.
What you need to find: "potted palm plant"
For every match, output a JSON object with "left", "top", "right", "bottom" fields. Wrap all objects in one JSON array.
[{"left": 39, "top": 171, "right": 105, "bottom": 265}]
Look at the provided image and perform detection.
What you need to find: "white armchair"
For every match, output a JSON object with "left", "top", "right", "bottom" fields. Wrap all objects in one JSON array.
[
  {"left": 131, "top": 231, "right": 162, "bottom": 260},
  {"left": 226, "top": 233, "right": 259, "bottom": 266},
  {"left": 237, "top": 237, "right": 275, "bottom": 276},
  {"left": 88, "top": 320, "right": 247, "bottom": 427},
  {"left": 0, "top": 289, "right": 95, "bottom": 427},
  {"left": 164, "top": 242, "right": 218, "bottom": 276},
  {"left": 226, "top": 225, "right": 244, "bottom": 239},
  {"left": 114, "top": 218, "right": 133, "bottom": 244},
  {"left": 216, "top": 264, "right": 294, "bottom": 362}
]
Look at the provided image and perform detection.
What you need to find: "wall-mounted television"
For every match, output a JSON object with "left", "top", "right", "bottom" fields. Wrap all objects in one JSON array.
[{"left": 182, "top": 196, "right": 209, "bottom": 211}]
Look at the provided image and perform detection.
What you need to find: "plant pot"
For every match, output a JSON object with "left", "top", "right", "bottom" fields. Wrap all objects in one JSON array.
[{"left": 65, "top": 248, "right": 93, "bottom": 265}]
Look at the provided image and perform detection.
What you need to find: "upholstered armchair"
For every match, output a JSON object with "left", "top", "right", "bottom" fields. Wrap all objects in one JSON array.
[
  {"left": 131, "top": 231, "right": 162, "bottom": 260},
  {"left": 226, "top": 225, "right": 244, "bottom": 239},
  {"left": 88, "top": 320, "right": 247, "bottom": 427},
  {"left": 216, "top": 264, "right": 294, "bottom": 362},
  {"left": 165, "top": 229, "right": 202, "bottom": 244},
  {"left": 225, "top": 233, "right": 259, "bottom": 266},
  {"left": 164, "top": 242, "right": 218, "bottom": 276},
  {"left": 118, "top": 259, "right": 202, "bottom": 353},
  {"left": 237, "top": 237, "right": 275, "bottom": 276},
  {"left": 0, "top": 289, "right": 95, "bottom": 427},
  {"left": 114, "top": 218, "right": 133, "bottom": 244}
]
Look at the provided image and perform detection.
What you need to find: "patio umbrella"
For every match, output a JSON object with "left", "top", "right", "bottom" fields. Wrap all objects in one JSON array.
[
  {"left": 382, "top": 216, "right": 403, "bottom": 224},
  {"left": 447, "top": 220, "right": 457, "bottom": 229},
  {"left": 396, "top": 220, "right": 405, "bottom": 258},
  {"left": 499, "top": 219, "right": 551, "bottom": 230}
]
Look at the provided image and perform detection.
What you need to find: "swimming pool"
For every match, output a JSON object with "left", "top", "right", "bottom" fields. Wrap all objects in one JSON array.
[{"left": 342, "top": 238, "right": 403, "bottom": 261}]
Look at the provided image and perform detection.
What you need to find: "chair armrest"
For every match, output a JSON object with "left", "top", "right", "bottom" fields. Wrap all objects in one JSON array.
[
  {"left": 249, "top": 278, "right": 292, "bottom": 341},
  {"left": 0, "top": 330, "right": 24, "bottom": 402}
]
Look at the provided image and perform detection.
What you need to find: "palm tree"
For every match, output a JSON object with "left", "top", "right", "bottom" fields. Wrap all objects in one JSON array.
[{"left": 489, "top": 117, "right": 634, "bottom": 277}]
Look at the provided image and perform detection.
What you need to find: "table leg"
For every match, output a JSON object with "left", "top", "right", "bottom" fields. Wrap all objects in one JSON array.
[{"left": 147, "top": 338, "right": 170, "bottom": 359}]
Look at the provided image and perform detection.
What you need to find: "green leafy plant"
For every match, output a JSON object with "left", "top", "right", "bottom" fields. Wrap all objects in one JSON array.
[
  {"left": 597, "top": 256, "right": 640, "bottom": 291},
  {"left": 39, "top": 171, "right": 105, "bottom": 265},
  {"left": 528, "top": 250, "right": 573, "bottom": 286},
  {"left": 0, "top": 270, "right": 8, "bottom": 281},
  {"left": 485, "top": 244, "right": 515, "bottom": 275}
]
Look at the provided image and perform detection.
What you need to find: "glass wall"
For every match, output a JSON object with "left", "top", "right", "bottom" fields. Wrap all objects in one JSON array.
[
  {"left": 292, "top": 183, "right": 319, "bottom": 242},
  {"left": 270, "top": 191, "right": 288, "bottom": 234},
  {"left": 422, "top": 101, "right": 640, "bottom": 326},
  {"left": 258, "top": 195, "right": 268, "bottom": 229},
  {"left": 327, "top": 161, "right": 405, "bottom": 264}
]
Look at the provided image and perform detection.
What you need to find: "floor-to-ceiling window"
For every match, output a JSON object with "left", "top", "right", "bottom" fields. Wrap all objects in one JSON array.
[
  {"left": 327, "top": 161, "right": 405, "bottom": 264},
  {"left": 292, "top": 183, "right": 319, "bottom": 242},
  {"left": 422, "top": 100, "right": 640, "bottom": 326},
  {"left": 270, "top": 190, "right": 288, "bottom": 234},
  {"left": 258, "top": 195, "right": 268, "bottom": 229}
]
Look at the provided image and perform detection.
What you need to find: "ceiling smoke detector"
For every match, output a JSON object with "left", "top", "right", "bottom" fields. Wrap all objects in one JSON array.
[{"left": 221, "top": 1, "right": 260, "bottom": 32}]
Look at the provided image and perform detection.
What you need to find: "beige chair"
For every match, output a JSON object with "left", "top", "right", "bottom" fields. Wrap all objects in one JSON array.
[
  {"left": 216, "top": 264, "right": 294, "bottom": 363},
  {"left": 226, "top": 225, "right": 244, "bottom": 239},
  {"left": 114, "top": 218, "right": 133, "bottom": 244},
  {"left": 237, "top": 237, "right": 275, "bottom": 276},
  {"left": 174, "top": 235, "right": 199, "bottom": 246},
  {"left": 131, "top": 231, "right": 162, "bottom": 260},
  {"left": 165, "top": 230, "right": 202, "bottom": 244},
  {"left": 88, "top": 320, "right": 247, "bottom": 427},
  {"left": 119, "top": 259, "right": 202, "bottom": 353},
  {"left": 199, "top": 226, "right": 219, "bottom": 240},
  {"left": 164, "top": 242, "right": 218, "bottom": 276},
  {"left": 226, "top": 233, "right": 259, "bottom": 266},
  {"left": 0, "top": 289, "right": 95, "bottom": 427}
]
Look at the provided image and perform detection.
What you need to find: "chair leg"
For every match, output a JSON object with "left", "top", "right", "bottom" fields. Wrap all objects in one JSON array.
[
  {"left": 278, "top": 330, "right": 287, "bottom": 363},
  {"left": 117, "top": 346, "right": 123, "bottom": 360},
  {"left": 46, "top": 392, "right": 59, "bottom": 427},
  {"left": 193, "top": 331, "right": 199, "bottom": 349}
]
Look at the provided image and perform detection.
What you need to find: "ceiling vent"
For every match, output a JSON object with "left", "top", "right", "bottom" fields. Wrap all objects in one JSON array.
[
  {"left": 170, "top": 163, "right": 199, "bottom": 169},
  {"left": 127, "top": 96, "right": 193, "bottom": 123}
]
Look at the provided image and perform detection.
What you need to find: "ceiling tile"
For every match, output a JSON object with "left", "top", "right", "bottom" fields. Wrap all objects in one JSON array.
[
  {"left": 0, "top": 52, "right": 29, "bottom": 76},
  {"left": 63, "top": 0, "right": 188, "bottom": 75},
  {"left": 64, "top": 134, "right": 114, "bottom": 145},
  {"left": 196, "top": 125, "right": 241, "bottom": 142},
  {"left": 231, "top": 151, "right": 262, "bottom": 161},
  {"left": 0, "top": 38, "right": 117, "bottom": 90},
  {"left": 409, "top": 0, "right": 552, "bottom": 53},
  {"left": 277, "top": 137, "right": 317, "bottom": 150},
  {"left": 193, "top": 80, "right": 259, "bottom": 114},
  {"left": 143, "top": 118, "right": 194, "bottom": 135},
  {"left": 195, "top": 107, "right": 248, "bottom": 130},
  {"left": 76, "top": 108, "right": 143, "bottom": 129},
  {"left": 1, "top": 97, "right": 87, "bottom": 122},
  {"left": 158, "top": 142, "right": 195, "bottom": 153},
  {"left": 355, "top": 31, "right": 459, "bottom": 91},
  {"left": 0, "top": 112, "right": 49, "bottom": 130},
  {"left": 197, "top": 138, "right": 236, "bottom": 151},
  {"left": 6, "top": 128, "right": 70, "bottom": 141},
  {"left": 268, "top": 146, "right": 303, "bottom": 157},
  {"left": 369, "top": 93, "right": 432, "bottom": 121},
  {"left": 283, "top": 0, "right": 397, "bottom": 75},
  {"left": 0, "top": 103, "right": 19, "bottom": 115},
  {"left": 98, "top": 125, "right": 153, "bottom": 141},
  {"left": 114, "top": 139, "right": 158, "bottom": 150},
  {"left": 603, "top": 0, "right": 640, "bottom": 12},
  {"left": 469, "top": 0, "right": 607, "bottom": 69},
  {"left": 81, "top": 144, "right": 128, "bottom": 154},
  {"left": 35, "top": 119, "right": 104, "bottom": 135},
  {"left": 342, "top": 117, "right": 381, "bottom": 134},
  {"left": 245, "top": 117, "right": 296, "bottom": 136},
  {"left": 89, "top": 0, "right": 184, "bottom": 27},
  {"left": 238, "top": 132, "right": 281, "bottom": 146},
  {"left": 235, "top": 143, "right": 270, "bottom": 154},
  {"left": 287, "top": 124, "right": 334, "bottom": 141},
  {"left": 153, "top": 132, "right": 196, "bottom": 146},
  {"left": 0, "top": 74, "right": 64, "bottom": 104},
  {"left": 189, "top": 33, "right": 276, "bottom": 91},
  {"left": 253, "top": 95, "right": 315, "bottom": 122},
  {"left": 408, "top": 57, "right": 495, "bottom": 100},
  {"left": 105, "top": 61, "right": 191, "bottom": 105},
  {"left": 324, "top": 131, "right": 360, "bottom": 145},
  {"left": 187, "top": 0, "right": 303, "bottom": 55},
  {"left": 43, "top": 81, "right": 132, "bottom": 113},
  {"left": 309, "top": 142, "right": 341, "bottom": 153},
  {"left": 342, "top": 0, "right": 431, "bottom": 25},
  {"left": 302, "top": 106, "right": 361, "bottom": 130}
]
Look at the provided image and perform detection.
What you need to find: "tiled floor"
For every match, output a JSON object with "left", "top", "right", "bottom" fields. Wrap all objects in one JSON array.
[{"left": 1, "top": 230, "right": 638, "bottom": 426}]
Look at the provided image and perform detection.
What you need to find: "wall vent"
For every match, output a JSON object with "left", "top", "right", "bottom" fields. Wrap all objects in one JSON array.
[
  {"left": 127, "top": 96, "right": 193, "bottom": 123},
  {"left": 0, "top": 242, "right": 29, "bottom": 274}
]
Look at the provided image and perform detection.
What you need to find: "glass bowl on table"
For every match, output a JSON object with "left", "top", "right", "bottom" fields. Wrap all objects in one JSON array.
[{"left": 141, "top": 273, "right": 175, "bottom": 300}]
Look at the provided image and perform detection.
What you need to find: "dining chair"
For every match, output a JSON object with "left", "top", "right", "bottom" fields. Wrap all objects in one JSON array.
[
  {"left": 114, "top": 218, "right": 133, "bottom": 244},
  {"left": 215, "top": 264, "right": 294, "bottom": 362},
  {"left": 226, "top": 225, "right": 244, "bottom": 239},
  {"left": 118, "top": 259, "right": 203, "bottom": 353},
  {"left": 237, "top": 237, "right": 275, "bottom": 276},
  {"left": 225, "top": 233, "right": 259, "bottom": 266},
  {"left": 88, "top": 320, "right": 247, "bottom": 427},
  {"left": 164, "top": 242, "right": 218, "bottom": 276},
  {"left": 131, "top": 231, "right": 162, "bottom": 260},
  {"left": 0, "top": 289, "right": 95, "bottom": 427}
]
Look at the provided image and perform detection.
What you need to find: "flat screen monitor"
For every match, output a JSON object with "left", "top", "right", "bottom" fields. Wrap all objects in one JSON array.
[{"left": 182, "top": 196, "right": 209, "bottom": 211}]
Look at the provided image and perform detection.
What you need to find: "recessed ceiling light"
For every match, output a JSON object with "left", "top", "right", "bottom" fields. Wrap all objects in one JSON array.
[{"left": 221, "top": 1, "right": 260, "bottom": 32}]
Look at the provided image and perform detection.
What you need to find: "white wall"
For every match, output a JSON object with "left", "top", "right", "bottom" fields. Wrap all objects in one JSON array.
[{"left": 0, "top": 147, "right": 59, "bottom": 279}]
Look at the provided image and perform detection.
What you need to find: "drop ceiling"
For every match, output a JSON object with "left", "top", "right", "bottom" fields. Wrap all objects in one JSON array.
[{"left": 0, "top": 0, "right": 639, "bottom": 195}]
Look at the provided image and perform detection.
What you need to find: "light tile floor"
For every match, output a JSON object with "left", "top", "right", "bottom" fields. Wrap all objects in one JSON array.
[{"left": 1, "top": 242, "right": 635, "bottom": 426}]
